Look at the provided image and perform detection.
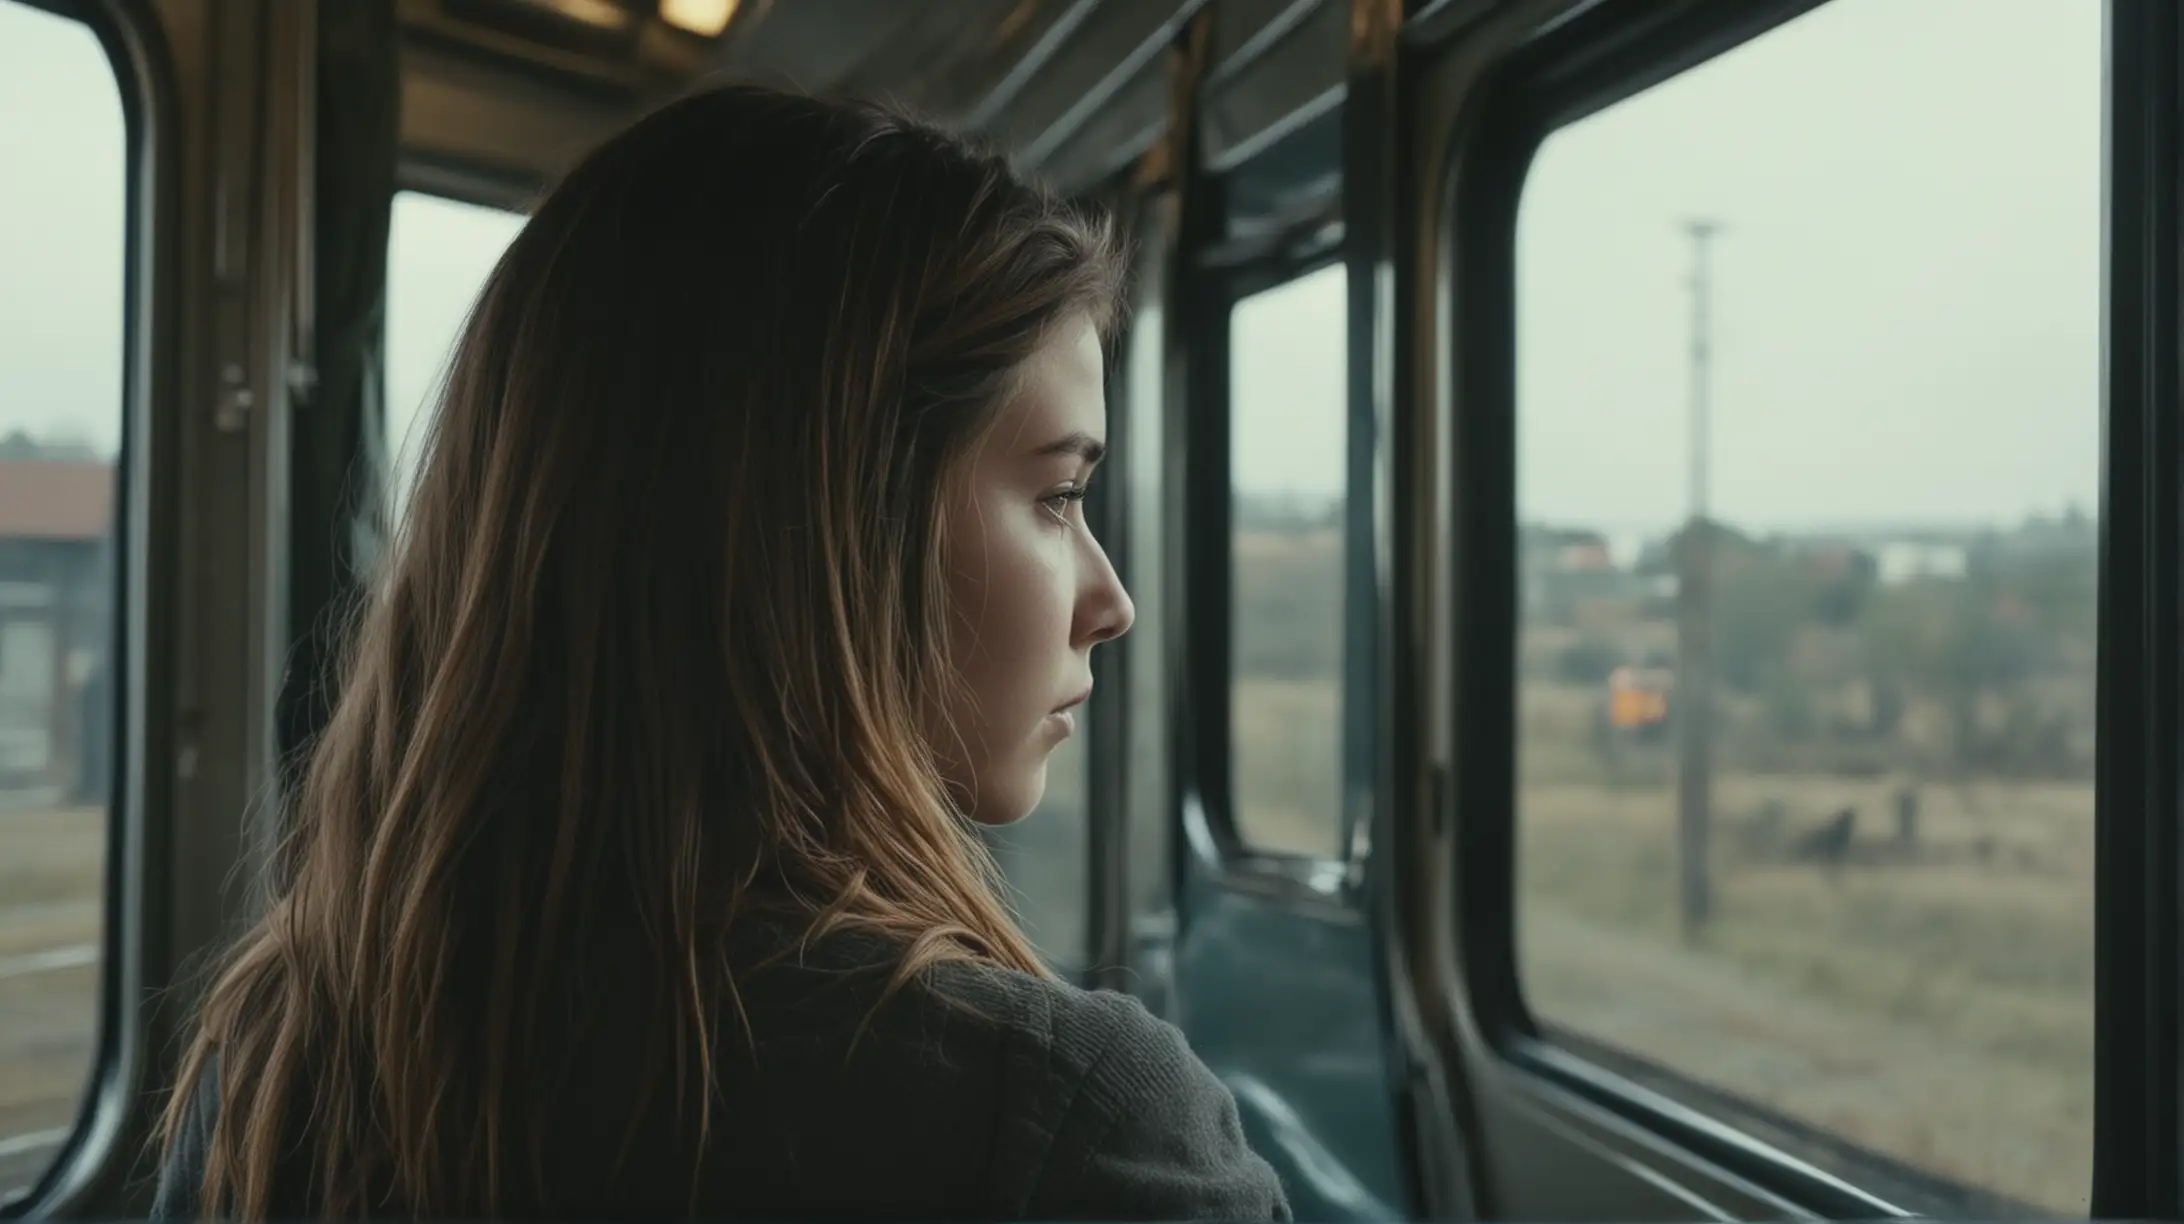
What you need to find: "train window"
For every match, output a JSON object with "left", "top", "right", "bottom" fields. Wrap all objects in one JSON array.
[
  {"left": 1512, "top": 0, "right": 2097, "bottom": 1211},
  {"left": 0, "top": 0, "right": 124, "bottom": 1201},
  {"left": 1230, "top": 264, "right": 1346, "bottom": 859},
  {"left": 384, "top": 191, "right": 525, "bottom": 516}
]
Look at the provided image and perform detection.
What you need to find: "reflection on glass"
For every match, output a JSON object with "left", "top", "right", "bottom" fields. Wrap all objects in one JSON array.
[
  {"left": 0, "top": 0, "right": 122, "bottom": 1201},
  {"left": 385, "top": 192, "right": 528, "bottom": 518},
  {"left": 1513, "top": 0, "right": 2097, "bottom": 1213},
  {"left": 1229, "top": 266, "right": 1347, "bottom": 859}
]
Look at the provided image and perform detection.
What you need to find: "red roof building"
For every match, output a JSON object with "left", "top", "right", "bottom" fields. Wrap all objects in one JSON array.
[{"left": 0, "top": 459, "right": 114, "bottom": 542}]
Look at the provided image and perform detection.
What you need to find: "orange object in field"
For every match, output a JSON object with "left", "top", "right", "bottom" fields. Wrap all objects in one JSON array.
[{"left": 1607, "top": 666, "right": 1672, "bottom": 729}]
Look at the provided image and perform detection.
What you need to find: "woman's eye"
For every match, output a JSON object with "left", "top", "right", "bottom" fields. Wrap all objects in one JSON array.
[{"left": 1041, "top": 484, "right": 1087, "bottom": 523}]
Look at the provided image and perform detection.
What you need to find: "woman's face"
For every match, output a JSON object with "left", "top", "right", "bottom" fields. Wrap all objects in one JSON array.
[{"left": 934, "top": 315, "right": 1134, "bottom": 825}]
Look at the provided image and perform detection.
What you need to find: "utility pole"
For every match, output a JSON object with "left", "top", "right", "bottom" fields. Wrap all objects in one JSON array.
[{"left": 1677, "top": 218, "right": 1721, "bottom": 943}]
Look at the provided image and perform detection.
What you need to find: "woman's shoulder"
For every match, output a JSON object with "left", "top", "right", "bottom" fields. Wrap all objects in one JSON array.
[
  {"left": 759, "top": 926, "right": 1193, "bottom": 1084},
  {"left": 920, "top": 955, "right": 1176, "bottom": 1069},
  {"left": 891, "top": 952, "right": 1245, "bottom": 1126},
  {"left": 742, "top": 925, "right": 1142, "bottom": 1046},
  {"left": 916, "top": 961, "right": 1293, "bottom": 1221}
]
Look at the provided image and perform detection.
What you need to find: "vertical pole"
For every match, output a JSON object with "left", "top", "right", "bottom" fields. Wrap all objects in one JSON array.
[{"left": 1678, "top": 219, "right": 1720, "bottom": 942}]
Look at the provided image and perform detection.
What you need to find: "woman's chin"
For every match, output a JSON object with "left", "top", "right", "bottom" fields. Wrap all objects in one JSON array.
[{"left": 966, "top": 760, "right": 1048, "bottom": 827}]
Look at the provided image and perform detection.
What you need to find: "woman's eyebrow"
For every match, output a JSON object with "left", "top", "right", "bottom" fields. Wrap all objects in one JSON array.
[{"left": 1031, "top": 430, "right": 1106, "bottom": 466}]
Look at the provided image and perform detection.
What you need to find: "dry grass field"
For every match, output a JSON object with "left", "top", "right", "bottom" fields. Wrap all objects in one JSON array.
[
  {"left": 1520, "top": 678, "right": 2094, "bottom": 1214},
  {"left": 0, "top": 803, "right": 103, "bottom": 1199}
]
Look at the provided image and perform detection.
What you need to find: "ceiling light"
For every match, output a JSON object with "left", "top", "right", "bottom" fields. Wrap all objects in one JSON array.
[
  {"left": 660, "top": 0, "right": 738, "bottom": 37},
  {"left": 536, "top": 0, "right": 635, "bottom": 30}
]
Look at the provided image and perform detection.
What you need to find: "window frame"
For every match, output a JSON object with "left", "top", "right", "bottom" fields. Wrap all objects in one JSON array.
[
  {"left": 0, "top": 0, "right": 162, "bottom": 1216},
  {"left": 2088, "top": 3, "right": 2184, "bottom": 1216},
  {"left": 1184, "top": 87, "right": 1359, "bottom": 894},
  {"left": 1439, "top": 0, "right": 2168, "bottom": 1215},
  {"left": 395, "top": 154, "right": 543, "bottom": 216},
  {"left": 1185, "top": 202, "right": 1367, "bottom": 897}
]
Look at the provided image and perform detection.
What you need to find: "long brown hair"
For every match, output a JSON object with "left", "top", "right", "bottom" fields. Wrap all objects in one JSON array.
[{"left": 162, "top": 83, "right": 1125, "bottom": 1219}]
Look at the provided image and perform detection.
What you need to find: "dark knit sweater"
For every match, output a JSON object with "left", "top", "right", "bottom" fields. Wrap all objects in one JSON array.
[{"left": 150, "top": 929, "right": 1291, "bottom": 1221}]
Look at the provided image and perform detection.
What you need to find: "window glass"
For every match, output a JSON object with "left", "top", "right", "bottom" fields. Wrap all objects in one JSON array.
[
  {"left": 1513, "top": 0, "right": 2098, "bottom": 1212},
  {"left": 0, "top": 0, "right": 123, "bottom": 1201},
  {"left": 1230, "top": 265, "right": 1346, "bottom": 858},
  {"left": 385, "top": 191, "right": 526, "bottom": 517}
]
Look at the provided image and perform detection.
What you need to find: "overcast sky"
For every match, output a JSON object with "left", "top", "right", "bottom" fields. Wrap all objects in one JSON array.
[
  {"left": 385, "top": 194, "right": 526, "bottom": 499},
  {"left": 0, "top": 3, "right": 123, "bottom": 455},
  {"left": 1517, "top": 0, "right": 2100, "bottom": 539},
  {"left": 3, "top": 0, "right": 2099, "bottom": 542}
]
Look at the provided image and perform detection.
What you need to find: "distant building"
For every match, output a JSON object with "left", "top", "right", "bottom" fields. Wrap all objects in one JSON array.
[
  {"left": 1554, "top": 534, "right": 1614, "bottom": 573},
  {"left": 1522, "top": 526, "right": 1637, "bottom": 618},
  {"left": 0, "top": 458, "right": 114, "bottom": 802},
  {"left": 1876, "top": 540, "right": 1969, "bottom": 585},
  {"left": 1799, "top": 543, "right": 1862, "bottom": 581}
]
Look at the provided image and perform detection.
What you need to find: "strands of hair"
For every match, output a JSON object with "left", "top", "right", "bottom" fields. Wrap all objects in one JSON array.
[{"left": 160, "top": 83, "right": 1125, "bottom": 1221}]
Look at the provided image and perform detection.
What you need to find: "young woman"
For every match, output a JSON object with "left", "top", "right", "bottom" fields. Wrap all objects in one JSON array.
[{"left": 152, "top": 84, "right": 1290, "bottom": 1222}]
